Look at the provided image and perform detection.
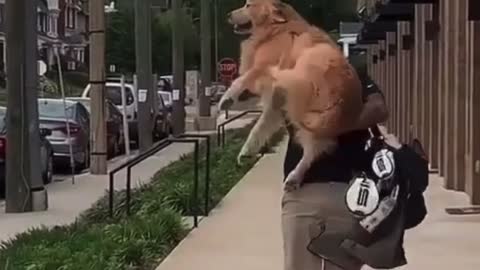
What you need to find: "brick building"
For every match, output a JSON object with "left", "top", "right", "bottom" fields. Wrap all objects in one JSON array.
[{"left": 0, "top": 0, "right": 89, "bottom": 73}]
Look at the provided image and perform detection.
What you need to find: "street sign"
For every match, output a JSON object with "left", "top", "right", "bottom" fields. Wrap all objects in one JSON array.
[
  {"left": 138, "top": 89, "right": 147, "bottom": 102},
  {"left": 172, "top": 89, "right": 180, "bottom": 101},
  {"left": 38, "top": 60, "right": 47, "bottom": 76},
  {"left": 217, "top": 58, "right": 237, "bottom": 78}
]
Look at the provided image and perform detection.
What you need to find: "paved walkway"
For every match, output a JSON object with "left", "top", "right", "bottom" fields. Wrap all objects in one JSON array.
[
  {"left": 0, "top": 111, "right": 257, "bottom": 242},
  {"left": 156, "top": 142, "right": 480, "bottom": 270}
]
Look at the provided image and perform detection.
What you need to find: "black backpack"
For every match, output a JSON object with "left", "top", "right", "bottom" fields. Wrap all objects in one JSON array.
[
  {"left": 402, "top": 138, "right": 429, "bottom": 229},
  {"left": 362, "top": 127, "right": 429, "bottom": 230}
]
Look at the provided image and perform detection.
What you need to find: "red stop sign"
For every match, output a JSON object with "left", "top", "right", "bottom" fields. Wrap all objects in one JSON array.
[{"left": 218, "top": 58, "right": 238, "bottom": 77}]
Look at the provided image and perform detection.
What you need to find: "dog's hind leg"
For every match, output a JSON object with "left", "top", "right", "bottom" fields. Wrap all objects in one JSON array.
[
  {"left": 237, "top": 90, "right": 285, "bottom": 164},
  {"left": 284, "top": 133, "right": 336, "bottom": 192}
]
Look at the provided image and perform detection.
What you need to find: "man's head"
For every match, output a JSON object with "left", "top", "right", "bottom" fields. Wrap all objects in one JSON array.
[{"left": 227, "top": 0, "right": 290, "bottom": 35}]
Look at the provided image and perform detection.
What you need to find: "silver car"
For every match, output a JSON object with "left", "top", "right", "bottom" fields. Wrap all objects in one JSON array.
[{"left": 38, "top": 99, "right": 90, "bottom": 172}]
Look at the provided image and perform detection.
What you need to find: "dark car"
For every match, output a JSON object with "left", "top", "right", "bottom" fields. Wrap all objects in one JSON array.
[
  {"left": 67, "top": 97, "right": 125, "bottom": 157},
  {"left": 154, "top": 91, "right": 173, "bottom": 139},
  {"left": 38, "top": 99, "right": 90, "bottom": 171},
  {"left": 0, "top": 106, "right": 54, "bottom": 197}
]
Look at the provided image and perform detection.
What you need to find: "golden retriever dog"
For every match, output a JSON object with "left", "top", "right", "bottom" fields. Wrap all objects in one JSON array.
[{"left": 219, "top": 0, "right": 363, "bottom": 191}]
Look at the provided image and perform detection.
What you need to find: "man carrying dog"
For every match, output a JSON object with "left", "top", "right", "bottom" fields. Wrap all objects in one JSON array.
[
  {"left": 222, "top": 1, "right": 390, "bottom": 269},
  {"left": 282, "top": 62, "right": 389, "bottom": 270}
]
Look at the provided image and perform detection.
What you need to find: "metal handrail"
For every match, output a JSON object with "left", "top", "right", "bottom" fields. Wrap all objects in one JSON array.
[
  {"left": 180, "top": 134, "right": 211, "bottom": 216},
  {"left": 108, "top": 135, "right": 211, "bottom": 228},
  {"left": 217, "top": 110, "right": 262, "bottom": 147}
]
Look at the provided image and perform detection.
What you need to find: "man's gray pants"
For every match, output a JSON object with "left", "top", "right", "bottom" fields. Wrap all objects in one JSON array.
[{"left": 282, "top": 182, "right": 364, "bottom": 270}]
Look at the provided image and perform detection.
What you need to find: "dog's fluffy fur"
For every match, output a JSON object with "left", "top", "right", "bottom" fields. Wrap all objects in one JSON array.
[{"left": 220, "top": 0, "right": 363, "bottom": 191}]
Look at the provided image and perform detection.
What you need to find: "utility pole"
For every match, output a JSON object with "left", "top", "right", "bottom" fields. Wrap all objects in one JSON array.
[
  {"left": 89, "top": 0, "right": 108, "bottom": 174},
  {"left": 172, "top": 0, "right": 186, "bottom": 135},
  {"left": 5, "top": 0, "right": 46, "bottom": 212},
  {"left": 135, "top": 0, "right": 154, "bottom": 151},
  {"left": 214, "top": 0, "right": 219, "bottom": 82},
  {"left": 199, "top": 0, "right": 212, "bottom": 117}
]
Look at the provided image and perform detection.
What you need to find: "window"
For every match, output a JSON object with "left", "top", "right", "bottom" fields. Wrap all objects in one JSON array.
[
  {"left": 38, "top": 100, "right": 75, "bottom": 119},
  {"left": 0, "top": 6, "right": 4, "bottom": 25},
  {"left": 86, "top": 85, "right": 135, "bottom": 106},
  {"left": 38, "top": 12, "right": 49, "bottom": 33},
  {"left": 79, "top": 49, "right": 85, "bottom": 62},
  {"left": 49, "top": 16, "right": 57, "bottom": 35},
  {"left": 76, "top": 104, "right": 90, "bottom": 128},
  {"left": 107, "top": 102, "right": 122, "bottom": 122},
  {"left": 103, "top": 86, "right": 134, "bottom": 106},
  {"left": 74, "top": 48, "right": 85, "bottom": 62},
  {"left": 66, "top": 5, "right": 77, "bottom": 29},
  {"left": 67, "top": 61, "right": 76, "bottom": 71}
]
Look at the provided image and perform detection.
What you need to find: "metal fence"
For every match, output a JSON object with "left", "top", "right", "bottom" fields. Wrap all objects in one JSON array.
[
  {"left": 107, "top": 109, "right": 263, "bottom": 228},
  {"left": 108, "top": 134, "right": 211, "bottom": 228}
]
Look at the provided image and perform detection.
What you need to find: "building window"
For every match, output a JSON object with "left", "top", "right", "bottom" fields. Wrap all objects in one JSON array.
[
  {"left": 49, "top": 16, "right": 57, "bottom": 36},
  {"left": 38, "top": 12, "right": 49, "bottom": 33},
  {"left": 74, "top": 48, "right": 85, "bottom": 63},
  {"left": 79, "top": 49, "right": 84, "bottom": 63},
  {"left": 66, "top": 5, "right": 77, "bottom": 29},
  {"left": 67, "top": 61, "right": 76, "bottom": 71},
  {"left": 0, "top": 6, "right": 4, "bottom": 25}
]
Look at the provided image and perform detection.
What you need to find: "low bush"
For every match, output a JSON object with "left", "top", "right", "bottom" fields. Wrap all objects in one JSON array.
[{"left": 0, "top": 125, "right": 284, "bottom": 270}]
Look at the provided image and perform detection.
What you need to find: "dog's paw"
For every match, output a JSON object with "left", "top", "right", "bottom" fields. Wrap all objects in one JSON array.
[
  {"left": 237, "top": 146, "right": 252, "bottom": 165},
  {"left": 219, "top": 97, "right": 234, "bottom": 111},
  {"left": 237, "top": 154, "right": 249, "bottom": 166},
  {"left": 284, "top": 171, "right": 303, "bottom": 192},
  {"left": 238, "top": 90, "right": 256, "bottom": 101}
]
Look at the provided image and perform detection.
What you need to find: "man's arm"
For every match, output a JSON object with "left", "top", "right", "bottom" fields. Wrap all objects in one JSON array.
[{"left": 354, "top": 92, "right": 389, "bottom": 130}]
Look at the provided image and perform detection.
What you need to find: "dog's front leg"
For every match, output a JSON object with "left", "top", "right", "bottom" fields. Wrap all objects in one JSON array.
[
  {"left": 218, "top": 75, "right": 248, "bottom": 110},
  {"left": 237, "top": 89, "right": 285, "bottom": 164},
  {"left": 238, "top": 107, "right": 283, "bottom": 165},
  {"left": 218, "top": 67, "right": 268, "bottom": 110}
]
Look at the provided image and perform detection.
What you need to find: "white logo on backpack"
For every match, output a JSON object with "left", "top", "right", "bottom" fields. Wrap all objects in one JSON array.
[{"left": 346, "top": 176, "right": 380, "bottom": 218}]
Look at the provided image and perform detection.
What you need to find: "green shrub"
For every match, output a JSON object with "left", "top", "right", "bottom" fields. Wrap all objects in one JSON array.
[{"left": 0, "top": 124, "right": 285, "bottom": 269}]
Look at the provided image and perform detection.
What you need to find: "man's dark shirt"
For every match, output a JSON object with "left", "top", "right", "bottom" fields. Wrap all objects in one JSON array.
[{"left": 283, "top": 74, "right": 383, "bottom": 183}]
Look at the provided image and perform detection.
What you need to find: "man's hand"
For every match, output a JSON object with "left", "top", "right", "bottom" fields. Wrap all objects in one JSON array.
[
  {"left": 378, "top": 126, "right": 403, "bottom": 150},
  {"left": 352, "top": 93, "right": 389, "bottom": 131}
]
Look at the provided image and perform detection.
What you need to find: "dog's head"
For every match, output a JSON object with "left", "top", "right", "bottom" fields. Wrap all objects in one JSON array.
[{"left": 227, "top": 0, "right": 291, "bottom": 35}]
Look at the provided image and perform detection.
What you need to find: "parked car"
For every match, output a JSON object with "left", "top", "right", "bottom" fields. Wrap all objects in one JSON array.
[
  {"left": 82, "top": 82, "right": 171, "bottom": 143},
  {"left": 155, "top": 91, "right": 173, "bottom": 138},
  {"left": 157, "top": 78, "right": 172, "bottom": 92},
  {"left": 211, "top": 83, "right": 227, "bottom": 104},
  {"left": 37, "top": 99, "right": 90, "bottom": 171},
  {"left": 67, "top": 97, "right": 125, "bottom": 157},
  {"left": 82, "top": 82, "right": 136, "bottom": 121},
  {"left": 0, "top": 106, "right": 54, "bottom": 197}
]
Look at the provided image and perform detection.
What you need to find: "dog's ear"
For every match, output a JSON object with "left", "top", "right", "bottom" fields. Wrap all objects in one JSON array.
[{"left": 271, "top": 2, "right": 287, "bottom": 23}]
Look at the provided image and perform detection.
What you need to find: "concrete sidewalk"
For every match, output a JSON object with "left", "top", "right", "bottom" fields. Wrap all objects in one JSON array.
[
  {"left": 0, "top": 112, "right": 257, "bottom": 243},
  {"left": 156, "top": 142, "right": 480, "bottom": 270}
]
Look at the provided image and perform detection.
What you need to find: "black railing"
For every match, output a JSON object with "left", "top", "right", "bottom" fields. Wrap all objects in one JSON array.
[
  {"left": 108, "top": 134, "right": 211, "bottom": 228},
  {"left": 217, "top": 110, "right": 262, "bottom": 147},
  {"left": 179, "top": 134, "right": 211, "bottom": 217}
]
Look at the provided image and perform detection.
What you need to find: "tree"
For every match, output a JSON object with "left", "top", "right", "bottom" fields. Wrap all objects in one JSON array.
[
  {"left": 106, "top": 0, "right": 201, "bottom": 75},
  {"left": 105, "top": 0, "right": 358, "bottom": 75}
]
